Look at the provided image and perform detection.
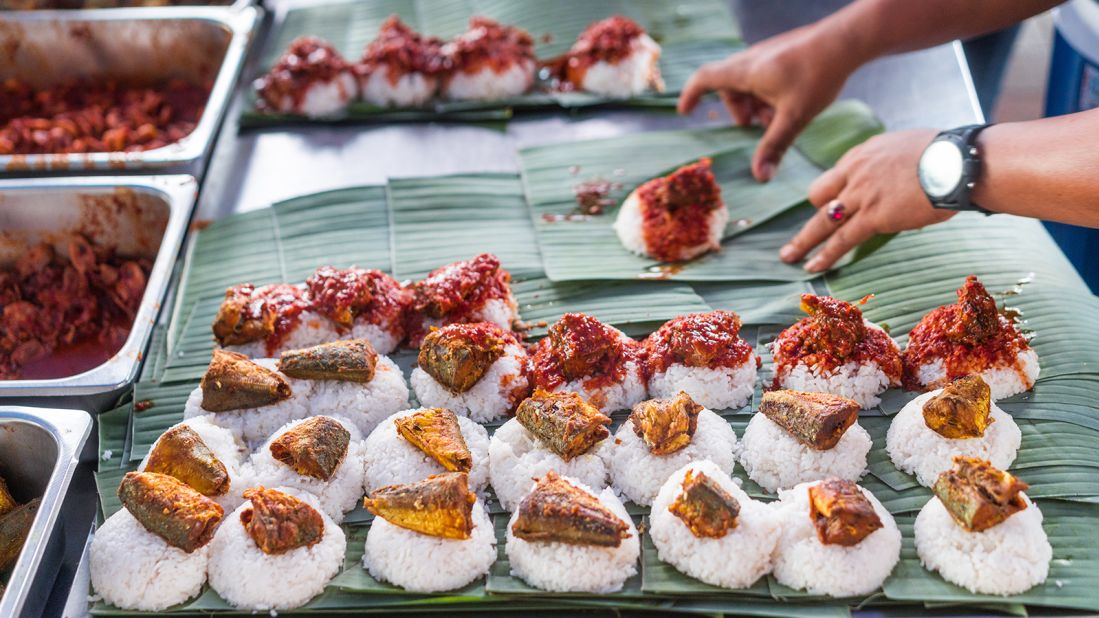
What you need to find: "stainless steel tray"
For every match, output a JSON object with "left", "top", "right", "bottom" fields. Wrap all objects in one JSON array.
[
  {"left": 0, "top": 406, "right": 93, "bottom": 617},
  {"left": 0, "top": 175, "right": 196, "bottom": 409},
  {"left": 0, "top": 6, "right": 258, "bottom": 177}
]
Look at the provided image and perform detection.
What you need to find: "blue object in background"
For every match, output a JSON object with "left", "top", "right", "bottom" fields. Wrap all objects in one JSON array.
[{"left": 1046, "top": 0, "right": 1099, "bottom": 292}]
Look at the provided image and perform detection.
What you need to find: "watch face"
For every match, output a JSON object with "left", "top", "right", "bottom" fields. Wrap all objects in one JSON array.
[{"left": 918, "top": 140, "right": 964, "bottom": 199}]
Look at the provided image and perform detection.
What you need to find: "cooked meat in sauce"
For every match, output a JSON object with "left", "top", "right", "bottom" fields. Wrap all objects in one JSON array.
[
  {"left": 211, "top": 283, "right": 309, "bottom": 352},
  {"left": 200, "top": 349, "right": 292, "bottom": 413},
  {"left": 807, "top": 479, "right": 883, "bottom": 546},
  {"left": 642, "top": 310, "right": 755, "bottom": 374},
  {"left": 363, "top": 472, "right": 476, "bottom": 540},
  {"left": 933, "top": 456, "right": 1028, "bottom": 532},
  {"left": 922, "top": 375, "right": 994, "bottom": 439},
  {"left": 269, "top": 416, "right": 351, "bottom": 481},
  {"left": 0, "top": 475, "right": 15, "bottom": 517},
  {"left": 394, "top": 408, "right": 473, "bottom": 473},
  {"left": 278, "top": 339, "right": 378, "bottom": 383},
  {"left": 668, "top": 470, "right": 740, "bottom": 539},
  {"left": 144, "top": 425, "right": 231, "bottom": 496},
  {"left": 118, "top": 472, "right": 224, "bottom": 553},
  {"left": 759, "top": 390, "right": 860, "bottom": 450},
  {"left": 511, "top": 471, "right": 630, "bottom": 547},
  {"left": 515, "top": 389, "right": 611, "bottom": 461},
  {"left": 241, "top": 487, "right": 325, "bottom": 555},
  {"left": 628, "top": 391, "right": 702, "bottom": 455}
]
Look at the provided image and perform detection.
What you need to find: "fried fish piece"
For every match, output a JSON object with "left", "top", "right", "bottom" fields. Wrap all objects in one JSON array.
[
  {"left": 363, "top": 472, "right": 476, "bottom": 540},
  {"left": 511, "top": 471, "right": 630, "bottom": 547},
  {"left": 0, "top": 499, "right": 40, "bottom": 571},
  {"left": 515, "top": 390, "right": 611, "bottom": 461},
  {"left": 144, "top": 425, "right": 231, "bottom": 496},
  {"left": 667, "top": 470, "right": 740, "bottom": 538},
  {"left": 808, "top": 479, "right": 883, "bottom": 546},
  {"left": 212, "top": 284, "right": 276, "bottom": 346},
  {"left": 418, "top": 324, "right": 507, "bottom": 393},
  {"left": 0, "top": 475, "right": 15, "bottom": 517},
  {"left": 922, "top": 375, "right": 994, "bottom": 439},
  {"left": 933, "top": 456, "right": 1028, "bottom": 532},
  {"left": 759, "top": 390, "right": 859, "bottom": 450},
  {"left": 118, "top": 472, "right": 224, "bottom": 553},
  {"left": 629, "top": 391, "right": 702, "bottom": 455},
  {"left": 394, "top": 408, "right": 473, "bottom": 472},
  {"left": 241, "top": 487, "right": 325, "bottom": 555},
  {"left": 200, "top": 349, "right": 292, "bottom": 412},
  {"left": 269, "top": 416, "right": 351, "bottom": 481},
  {"left": 277, "top": 339, "right": 378, "bottom": 383}
]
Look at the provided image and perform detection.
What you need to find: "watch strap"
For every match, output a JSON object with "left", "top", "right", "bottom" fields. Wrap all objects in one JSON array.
[{"left": 925, "top": 123, "right": 993, "bottom": 213}]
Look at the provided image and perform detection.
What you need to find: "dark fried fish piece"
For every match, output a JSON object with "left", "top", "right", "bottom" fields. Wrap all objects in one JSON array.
[
  {"left": 0, "top": 475, "right": 15, "bottom": 517},
  {"left": 144, "top": 425, "right": 231, "bottom": 496},
  {"left": 933, "top": 456, "right": 1028, "bottom": 532},
  {"left": 212, "top": 284, "right": 276, "bottom": 346},
  {"left": 629, "top": 392, "right": 702, "bottom": 455},
  {"left": 269, "top": 416, "right": 351, "bottom": 481},
  {"left": 515, "top": 390, "right": 611, "bottom": 461},
  {"left": 418, "top": 324, "right": 506, "bottom": 393},
  {"left": 668, "top": 470, "right": 739, "bottom": 538},
  {"left": 511, "top": 471, "right": 630, "bottom": 547},
  {"left": 0, "top": 499, "right": 40, "bottom": 571},
  {"left": 241, "top": 487, "right": 325, "bottom": 555},
  {"left": 922, "top": 375, "right": 994, "bottom": 439},
  {"left": 200, "top": 349, "right": 292, "bottom": 412},
  {"left": 363, "top": 472, "right": 476, "bottom": 540},
  {"left": 394, "top": 408, "right": 473, "bottom": 472},
  {"left": 759, "top": 390, "right": 859, "bottom": 450},
  {"left": 808, "top": 479, "right": 883, "bottom": 546},
  {"left": 118, "top": 472, "right": 224, "bottom": 553},
  {"left": 278, "top": 339, "right": 378, "bottom": 383}
]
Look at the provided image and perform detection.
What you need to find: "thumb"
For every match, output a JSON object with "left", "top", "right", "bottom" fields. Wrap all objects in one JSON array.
[{"left": 751, "top": 106, "right": 807, "bottom": 182}]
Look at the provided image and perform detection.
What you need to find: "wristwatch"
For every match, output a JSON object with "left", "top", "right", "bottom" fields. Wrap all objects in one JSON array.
[{"left": 916, "top": 124, "right": 992, "bottom": 213}]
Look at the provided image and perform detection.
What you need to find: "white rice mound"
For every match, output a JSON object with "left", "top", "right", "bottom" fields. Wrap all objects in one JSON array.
[
  {"left": 139, "top": 414, "right": 249, "bottom": 512},
  {"left": 363, "top": 409, "right": 491, "bottom": 495},
  {"left": 303, "top": 355, "right": 411, "bottom": 436},
  {"left": 771, "top": 480, "right": 902, "bottom": 597},
  {"left": 777, "top": 360, "right": 895, "bottom": 410},
  {"left": 912, "top": 347, "right": 1040, "bottom": 401},
  {"left": 613, "top": 189, "right": 729, "bottom": 262},
  {"left": 276, "top": 71, "right": 357, "bottom": 117},
  {"left": 90, "top": 509, "right": 210, "bottom": 611},
  {"left": 360, "top": 66, "right": 437, "bottom": 107},
  {"left": 550, "top": 359, "right": 647, "bottom": 413},
  {"left": 610, "top": 408, "right": 738, "bottom": 506},
  {"left": 580, "top": 34, "right": 662, "bottom": 98},
  {"left": 364, "top": 497, "right": 496, "bottom": 592},
  {"left": 488, "top": 417, "right": 612, "bottom": 512},
  {"left": 350, "top": 321, "right": 402, "bottom": 356},
  {"left": 224, "top": 310, "right": 401, "bottom": 358},
  {"left": 243, "top": 415, "right": 366, "bottom": 522},
  {"left": 739, "top": 413, "right": 872, "bottom": 493},
  {"left": 505, "top": 476, "right": 639, "bottom": 593},
  {"left": 208, "top": 487, "right": 346, "bottom": 610},
  {"left": 411, "top": 342, "right": 529, "bottom": 423},
  {"left": 649, "top": 460, "right": 779, "bottom": 589},
  {"left": 444, "top": 60, "right": 534, "bottom": 101},
  {"left": 885, "top": 389, "right": 1022, "bottom": 488},
  {"left": 648, "top": 361, "right": 756, "bottom": 411},
  {"left": 914, "top": 493, "right": 1051, "bottom": 595}
]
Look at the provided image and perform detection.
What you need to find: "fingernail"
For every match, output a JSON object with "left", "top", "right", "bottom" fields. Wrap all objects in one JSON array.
[
  {"left": 804, "top": 257, "right": 825, "bottom": 273},
  {"left": 779, "top": 244, "right": 797, "bottom": 263},
  {"left": 759, "top": 161, "right": 775, "bottom": 181}
]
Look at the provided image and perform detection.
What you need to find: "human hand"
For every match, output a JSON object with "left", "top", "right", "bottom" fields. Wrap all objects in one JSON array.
[{"left": 779, "top": 128, "right": 956, "bottom": 272}]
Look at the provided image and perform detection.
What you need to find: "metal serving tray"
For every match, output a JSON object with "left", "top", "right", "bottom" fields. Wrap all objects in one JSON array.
[
  {"left": 0, "top": 406, "right": 92, "bottom": 618},
  {"left": 0, "top": 175, "right": 196, "bottom": 410},
  {"left": 0, "top": 6, "right": 258, "bottom": 177}
]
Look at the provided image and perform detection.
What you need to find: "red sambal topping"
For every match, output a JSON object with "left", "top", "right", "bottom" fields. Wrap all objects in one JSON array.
[
  {"left": 212, "top": 283, "right": 309, "bottom": 356},
  {"left": 359, "top": 16, "right": 447, "bottom": 83},
  {"left": 903, "top": 276, "right": 1032, "bottom": 390},
  {"left": 255, "top": 37, "right": 353, "bottom": 112},
  {"left": 567, "top": 15, "right": 646, "bottom": 74},
  {"left": 412, "top": 253, "right": 511, "bottom": 319},
  {"left": 772, "top": 294, "right": 901, "bottom": 387},
  {"left": 443, "top": 17, "right": 535, "bottom": 76},
  {"left": 305, "top": 266, "right": 410, "bottom": 336},
  {"left": 642, "top": 310, "right": 756, "bottom": 376},
  {"left": 637, "top": 158, "right": 724, "bottom": 262},
  {"left": 530, "top": 312, "right": 638, "bottom": 391}
]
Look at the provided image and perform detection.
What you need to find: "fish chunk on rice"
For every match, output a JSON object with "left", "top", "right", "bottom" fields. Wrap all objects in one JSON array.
[
  {"left": 738, "top": 413, "right": 872, "bottom": 493},
  {"left": 364, "top": 409, "right": 491, "bottom": 495},
  {"left": 138, "top": 414, "right": 249, "bottom": 512},
  {"left": 911, "top": 348, "right": 1039, "bottom": 401},
  {"left": 411, "top": 342, "right": 529, "bottom": 423}
]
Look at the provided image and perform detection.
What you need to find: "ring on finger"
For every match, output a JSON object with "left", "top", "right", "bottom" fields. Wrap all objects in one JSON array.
[{"left": 825, "top": 199, "right": 847, "bottom": 223}]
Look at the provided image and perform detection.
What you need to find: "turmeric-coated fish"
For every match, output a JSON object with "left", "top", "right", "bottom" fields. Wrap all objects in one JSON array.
[
  {"left": 629, "top": 391, "right": 702, "bottom": 455},
  {"left": 118, "top": 472, "right": 224, "bottom": 553},
  {"left": 363, "top": 472, "right": 476, "bottom": 540},
  {"left": 0, "top": 499, "right": 40, "bottom": 571},
  {"left": 933, "top": 456, "right": 1028, "bottom": 532},
  {"left": 241, "top": 487, "right": 325, "bottom": 554},
  {"left": 515, "top": 390, "right": 611, "bottom": 461},
  {"left": 808, "top": 479, "right": 882, "bottom": 546},
  {"left": 667, "top": 470, "right": 740, "bottom": 538},
  {"left": 418, "top": 323, "right": 507, "bottom": 393},
  {"left": 922, "top": 375, "right": 994, "bottom": 439},
  {"left": 0, "top": 475, "right": 15, "bottom": 517},
  {"left": 394, "top": 408, "right": 473, "bottom": 472},
  {"left": 278, "top": 339, "right": 378, "bottom": 383},
  {"left": 269, "top": 416, "right": 351, "bottom": 481},
  {"left": 144, "top": 425, "right": 231, "bottom": 496},
  {"left": 200, "top": 349, "right": 292, "bottom": 412},
  {"left": 759, "top": 390, "right": 859, "bottom": 451},
  {"left": 511, "top": 471, "right": 630, "bottom": 547}
]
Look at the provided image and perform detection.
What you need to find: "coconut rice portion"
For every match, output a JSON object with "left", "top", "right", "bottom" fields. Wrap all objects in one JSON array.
[
  {"left": 360, "top": 66, "right": 437, "bottom": 107},
  {"left": 364, "top": 409, "right": 491, "bottom": 495},
  {"left": 305, "top": 355, "right": 411, "bottom": 436},
  {"left": 912, "top": 347, "right": 1040, "bottom": 401},
  {"left": 90, "top": 509, "right": 211, "bottom": 611},
  {"left": 611, "top": 408, "right": 738, "bottom": 506},
  {"left": 771, "top": 480, "right": 901, "bottom": 598},
  {"left": 364, "top": 497, "right": 496, "bottom": 592},
  {"left": 914, "top": 493, "right": 1050, "bottom": 595},
  {"left": 886, "top": 390, "right": 1021, "bottom": 488},
  {"left": 224, "top": 309, "right": 341, "bottom": 359},
  {"left": 650, "top": 460, "right": 779, "bottom": 589},
  {"left": 777, "top": 359, "right": 895, "bottom": 410},
  {"left": 489, "top": 417, "right": 613, "bottom": 512},
  {"left": 444, "top": 61, "right": 534, "bottom": 101},
  {"left": 208, "top": 488, "right": 346, "bottom": 610},
  {"left": 739, "top": 413, "right": 872, "bottom": 493},
  {"left": 411, "top": 342, "right": 529, "bottom": 423},
  {"left": 647, "top": 361, "right": 756, "bottom": 411},
  {"left": 579, "top": 34, "right": 662, "bottom": 98},
  {"left": 552, "top": 360, "right": 647, "bottom": 414},
  {"left": 138, "top": 415, "right": 249, "bottom": 512},
  {"left": 505, "top": 477, "right": 639, "bottom": 593},
  {"left": 613, "top": 191, "right": 728, "bottom": 262}
]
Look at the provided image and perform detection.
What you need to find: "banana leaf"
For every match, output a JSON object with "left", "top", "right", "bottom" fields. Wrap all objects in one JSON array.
[{"left": 96, "top": 401, "right": 138, "bottom": 520}]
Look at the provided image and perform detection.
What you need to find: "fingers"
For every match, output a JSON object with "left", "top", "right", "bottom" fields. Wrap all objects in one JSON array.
[
  {"left": 780, "top": 198, "right": 855, "bottom": 263},
  {"left": 678, "top": 58, "right": 746, "bottom": 114},
  {"left": 807, "top": 165, "right": 847, "bottom": 208},
  {"left": 719, "top": 91, "right": 754, "bottom": 127},
  {"left": 752, "top": 107, "right": 806, "bottom": 182},
  {"left": 803, "top": 214, "right": 877, "bottom": 273}
]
